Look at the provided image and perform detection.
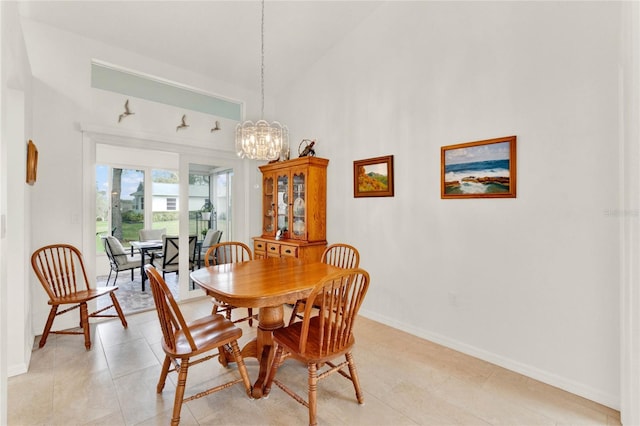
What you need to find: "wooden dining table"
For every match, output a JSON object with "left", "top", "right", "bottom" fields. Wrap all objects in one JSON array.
[{"left": 189, "top": 257, "right": 342, "bottom": 398}]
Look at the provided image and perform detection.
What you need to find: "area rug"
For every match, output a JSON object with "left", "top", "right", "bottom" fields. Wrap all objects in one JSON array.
[{"left": 96, "top": 272, "right": 179, "bottom": 315}]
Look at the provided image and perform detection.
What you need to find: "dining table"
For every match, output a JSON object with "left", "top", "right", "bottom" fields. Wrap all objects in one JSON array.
[{"left": 190, "top": 256, "right": 342, "bottom": 399}]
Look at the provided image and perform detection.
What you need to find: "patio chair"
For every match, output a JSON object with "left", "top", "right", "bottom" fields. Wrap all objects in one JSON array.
[
  {"left": 104, "top": 235, "right": 143, "bottom": 287},
  {"left": 151, "top": 235, "right": 197, "bottom": 278}
]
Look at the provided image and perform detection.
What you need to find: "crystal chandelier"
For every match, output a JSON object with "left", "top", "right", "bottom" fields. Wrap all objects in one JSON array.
[{"left": 235, "top": 0, "right": 289, "bottom": 161}]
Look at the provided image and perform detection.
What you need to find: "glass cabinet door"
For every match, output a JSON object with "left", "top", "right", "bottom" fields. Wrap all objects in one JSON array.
[
  {"left": 291, "top": 170, "right": 306, "bottom": 239},
  {"left": 263, "top": 174, "right": 275, "bottom": 236},
  {"left": 276, "top": 173, "right": 289, "bottom": 233}
]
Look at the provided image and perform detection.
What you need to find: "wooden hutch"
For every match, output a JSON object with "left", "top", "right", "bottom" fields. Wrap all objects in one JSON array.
[{"left": 253, "top": 156, "right": 328, "bottom": 261}]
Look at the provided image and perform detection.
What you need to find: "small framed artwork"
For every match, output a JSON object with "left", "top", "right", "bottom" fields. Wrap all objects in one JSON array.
[
  {"left": 441, "top": 135, "right": 516, "bottom": 199},
  {"left": 354, "top": 155, "right": 394, "bottom": 198},
  {"left": 26, "top": 140, "right": 38, "bottom": 185}
]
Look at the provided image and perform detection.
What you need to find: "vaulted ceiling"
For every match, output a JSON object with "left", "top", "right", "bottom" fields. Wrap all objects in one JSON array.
[{"left": 18, "top": 1, "right": 382, "bottom": 97}]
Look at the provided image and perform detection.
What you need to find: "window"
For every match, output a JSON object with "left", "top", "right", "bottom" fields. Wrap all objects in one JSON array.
[
  {"left": 96, "top": 166, "right": 180, "bottom": 251},
  {"left": 214, "top": 169, "right": 233, "bottom": 241},
  {"left": 95, "top": 166, "right": 144, "bottom": 252}
]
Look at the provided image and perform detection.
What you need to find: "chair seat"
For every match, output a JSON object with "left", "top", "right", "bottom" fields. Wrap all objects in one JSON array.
[
  {"left": 167, "top": 314, "right": 243, "bottom": 358},
  {"left": 273, "top": 317, "right": 356, "bottom": 363},
  {"left": 48, "top": 286, "right": 119, "bottom": 305},
  {"left": 118, "top": 254, "right": 142, "bottom": 269}
]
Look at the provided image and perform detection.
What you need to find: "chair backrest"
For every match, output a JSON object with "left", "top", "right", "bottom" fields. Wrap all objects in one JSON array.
[
  {"left": 204, "top": 241, "right": 252, "bottom": 267},
  {"left": 202, "top": 229, "right": 222, "bottom": 247},
  {"left": 104, "top": 235, "right": 128, "bottom": 268},
  {"left": 161, "top": 235, "right": 197, "bottom": 270},
  {"left": 299, "top": 268, "right": 369, "bottom": 357},
  {"left": 321, "top": 243, "right": 360, "bottom": 269},
  {"left": 31, "top": 244, "right": 92, "bottom": 301},
  {"left": 145, "top": 265, "right": 196, "bottom": 353},
  {"left": 139, "top": 228, "right": 166, "bottom": 242}
]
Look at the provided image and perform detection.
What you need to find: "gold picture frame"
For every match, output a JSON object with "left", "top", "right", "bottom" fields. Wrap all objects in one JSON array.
[
  {"left": 353, "top": 155, "right": 394, "bottom": 198},
  {"left": 441, "top": 135, "right": 517, "bottom": 199},
  {"left": 26, "top": 140, "right": 38, "bottom": 185}
]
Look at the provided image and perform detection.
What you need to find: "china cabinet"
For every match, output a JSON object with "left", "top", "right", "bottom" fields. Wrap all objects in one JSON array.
[{"left": 253, "top": 157, "right": 328, "bottom": 261}]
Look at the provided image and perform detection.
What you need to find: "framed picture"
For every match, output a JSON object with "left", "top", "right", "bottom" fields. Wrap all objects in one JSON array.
[
  {"left": 26, "top": 140, "right": 38, "bottom": 185},
  {"left": 441, "top": 135, "right": 516, "bottom": 199},
  {"left": 354, "top": 155, "right": 394, "bottom": 198}
]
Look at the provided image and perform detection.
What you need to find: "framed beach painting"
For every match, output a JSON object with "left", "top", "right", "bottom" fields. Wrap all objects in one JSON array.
[
  {"left": 354, "top": 155, "right": 394, "bottom": 197},
  {"left": 441, "top": 135, "right": 516, "bottom": 199}
]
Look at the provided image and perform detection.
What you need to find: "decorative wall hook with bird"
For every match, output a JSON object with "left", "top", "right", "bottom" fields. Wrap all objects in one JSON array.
[
  {"left": 118, "top": 99, "right": 134, "bottom": 123},
  {"left": 210, "top": 121, "right": 221, "bottom": 132},
  {"left": 176, "top": 114, "right": 189, "bottom": 131}
]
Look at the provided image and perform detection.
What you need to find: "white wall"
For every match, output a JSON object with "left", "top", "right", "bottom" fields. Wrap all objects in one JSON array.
[
  {"left": 0, "top": 2, "right": 33, "bottom": 423},
  {"left": 620, "top": 2, "right": 640, "bottom": 424},
  {"left": 17, "top": 18, "right": 264, "bottom": 345},
  {"left": 277, "top": 1, "right": 622, "bottom": 408}
]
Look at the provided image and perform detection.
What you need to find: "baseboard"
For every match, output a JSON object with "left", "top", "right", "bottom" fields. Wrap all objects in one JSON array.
[
  {"left": 359, "top": 308, "right": 619, "bottom": 410},
  {"left": 7, "top": 362, "right": 28, "bottom": 377},
  {"left": 7, "top": 337, "right": 33, "bottom": 378}
]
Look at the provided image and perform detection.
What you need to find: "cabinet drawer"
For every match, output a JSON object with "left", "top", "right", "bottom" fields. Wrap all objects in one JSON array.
[
  {"left": 280, "top": 245, "right": 298, "bottom": 258},
  {"left": 254, "top": 241, "right": 266, "bottom": 253},
  {"left": 266, "top": 243, "right": 280, "bottom": 256}
]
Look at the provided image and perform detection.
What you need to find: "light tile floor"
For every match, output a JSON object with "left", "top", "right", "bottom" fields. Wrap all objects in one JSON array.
[{"left": 8, "top": 298, "right": 621, "bottom": 425}]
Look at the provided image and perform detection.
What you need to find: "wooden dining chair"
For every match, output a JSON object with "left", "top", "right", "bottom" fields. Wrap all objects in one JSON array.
[
  {"left": 145, "top": 265, "right": 252, "bottom": 426},
  {"left": 264, "top": 268, "right": 370, "bottom": 426},
  {"left": 288, "top": 243, "right": 360, "bottom": 325},
  {"left": 204, "top": 241, "right": 255, "bottom": 326},
  {"left": 31, "top": 244, "right": 128, "bottom": 350}
]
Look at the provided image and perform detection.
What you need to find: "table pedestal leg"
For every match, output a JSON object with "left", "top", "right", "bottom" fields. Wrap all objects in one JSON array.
[
  {"left": 223, "top": 305, "right": 283, "bottom": 398},
  {"left": 252, "top": 305, "right": 284, "bottom": 398}
]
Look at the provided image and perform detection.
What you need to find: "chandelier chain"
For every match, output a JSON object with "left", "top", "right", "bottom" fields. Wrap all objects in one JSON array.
[
  {"left": 234, "top": 0, "right": 288, "bottom": 161},
  {"left": 261, "top": 0, "right": 265, "bottom": 119}
]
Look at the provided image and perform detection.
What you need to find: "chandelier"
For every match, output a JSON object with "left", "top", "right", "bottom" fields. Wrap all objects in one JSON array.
[{"left": 235, "top": 0, "right": 289, "bottom": 161}]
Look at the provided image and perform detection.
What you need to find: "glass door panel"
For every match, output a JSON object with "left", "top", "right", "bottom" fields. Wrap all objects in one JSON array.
[
  {"left": 263, "top": 174, "right": 275, "bottom": 235},
  {"left": 214, "top": 171, "right": 233, "bottom": 241},
  {"left": 111, "top": 167, "right": 144, "bottom": 249},
  {"left": 277, "top": 173, "right": 289, "bottom": 233},
  {"left": 188, "top": 167, "right": 212, "bottom": 241},
  {"left": 151, "top": 169, "right": 180, "bottom": 236},
  {"left": 292, "top": 171, "right": 306, "bottom": 239}
]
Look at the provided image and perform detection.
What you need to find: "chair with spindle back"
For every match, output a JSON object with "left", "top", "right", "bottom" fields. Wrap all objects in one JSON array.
[
  {"left": 203, "top": 241, "right": 255, "bottom": 326},
  {"left": 288, "top": 243, "right": 360, "bottom": 325},
  {"left": 31, "top": 244, "right": 128, "bottom": 349},
  {"left": 145, "top": 264, "right": 252, "bottom": 426},
  {"left": 264, "top": 268, "right": 370, "bottom": 426}
]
